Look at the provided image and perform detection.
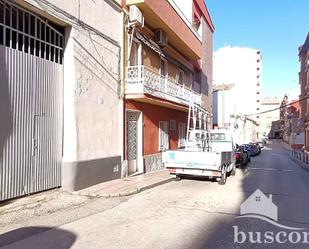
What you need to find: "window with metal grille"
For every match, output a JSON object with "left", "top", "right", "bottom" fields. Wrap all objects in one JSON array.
[
  {"left": 159, "top": 121, "right": 169, "bottom": 151},
  {"left": 0, "top": 0, "right": 64, "bottom": 64}
]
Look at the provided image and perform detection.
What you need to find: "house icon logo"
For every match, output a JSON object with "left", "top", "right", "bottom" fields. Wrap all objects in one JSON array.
[
  {"left": 240, "top": 189, "right": 278, "bottom": 221},
  {"left": 234, "top": 189, "right": 308, "bottom": 244},
  {"left": 236, "top": 189, "right": 305, "bottom": 231}
]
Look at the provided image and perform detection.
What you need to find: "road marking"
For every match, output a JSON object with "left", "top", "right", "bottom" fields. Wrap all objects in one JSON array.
[{"left": 248, "top": 167, "right": 294, "bottom": 172}]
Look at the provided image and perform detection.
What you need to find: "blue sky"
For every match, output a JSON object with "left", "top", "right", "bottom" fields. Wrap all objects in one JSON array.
[{"left": 206, "top": 0, "right": 309, "bottom": 99}]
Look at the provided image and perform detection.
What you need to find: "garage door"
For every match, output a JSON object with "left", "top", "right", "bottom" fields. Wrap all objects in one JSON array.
[{"left": 0, "top": 0, "right": 64, "bottom": 200}]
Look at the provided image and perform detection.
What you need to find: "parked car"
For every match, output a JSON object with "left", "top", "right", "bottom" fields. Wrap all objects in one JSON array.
[
  {"left": 258, "top": 141, "right": 264, "bottom": 148},
  {"left": 235, "top": 145, "right": 250, "bottom": 167},
  {"left": 251, "top": 143, "right": 261, "bottom": 155},
  {"left": 257, "top": 140, "right": 265, "bottom": 148},
  {"left": 244, "top": 144, "right": 257, "bottom": 157}
]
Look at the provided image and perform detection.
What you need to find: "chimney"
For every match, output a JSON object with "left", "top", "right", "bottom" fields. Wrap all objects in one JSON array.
[{"left": 269, "top": 194, "right": 272, "bottom": 202}]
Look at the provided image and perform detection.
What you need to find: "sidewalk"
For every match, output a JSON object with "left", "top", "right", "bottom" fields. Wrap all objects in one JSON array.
[
  {"left": 0, "top": 170, "right": 172, "bottom": 233},
  {"left": 280, "top": 140, "right": 292, "bottom": 151},
  {"left": 279, "top": 139, "right": 309, "bottom": 172},
  {"left": 77, "top": 169, "right": 173, "bottom": 197}
]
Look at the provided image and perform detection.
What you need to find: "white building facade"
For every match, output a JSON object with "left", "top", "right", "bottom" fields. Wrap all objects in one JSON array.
[
  {"left": 212, "top": 46, "right": 262, "bottom": 143},
  {"left": 0, "top": 0, "right": 124, "bottom": 200},
  {"left": 259, "top": 98, "right": 281, "bottom": 138}
]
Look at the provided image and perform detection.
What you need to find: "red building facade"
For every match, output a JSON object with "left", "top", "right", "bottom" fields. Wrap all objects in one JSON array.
[
  {"left": 299, "top": 33, "right": 309, "bottom": 151},
  {"left": 123, "top": 0, "right": 214, "bottom": 174}
]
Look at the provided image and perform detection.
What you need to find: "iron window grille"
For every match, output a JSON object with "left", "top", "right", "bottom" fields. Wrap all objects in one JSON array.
[{"left": 0, "top": 0, "right": 64, "bottom": 64}]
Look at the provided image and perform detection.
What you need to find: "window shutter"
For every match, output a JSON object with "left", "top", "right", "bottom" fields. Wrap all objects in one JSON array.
[{"left": 164, "top": 121, "right": 169, "bottom": 150}]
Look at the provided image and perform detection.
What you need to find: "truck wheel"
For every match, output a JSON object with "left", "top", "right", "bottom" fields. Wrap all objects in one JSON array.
[
  {"left": 243, "top": 157, "right": 248, "bottom": 166},
  {"left": 218, "top": 169, "right": 227, "bottom": 185},
  {"left": 230, "top": 166, "right": 236, "bottom": 176},
  {"left": 174, "top": 175, "right": 182, "bottom": 181}
]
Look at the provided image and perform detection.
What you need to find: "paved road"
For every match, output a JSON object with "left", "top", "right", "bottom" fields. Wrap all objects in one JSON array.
[{"left": 2, "top": 140, "right": 309, "bottom": 249}]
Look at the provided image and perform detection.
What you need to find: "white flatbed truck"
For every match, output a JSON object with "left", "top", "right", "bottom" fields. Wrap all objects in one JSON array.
[{"left": 162, "top": 129, "right": 236, "bottom": 185}]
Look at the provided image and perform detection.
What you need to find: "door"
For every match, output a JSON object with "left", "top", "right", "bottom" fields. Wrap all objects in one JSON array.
[
  {"left": 130, "top": 41, "right": 141, "bottom": 66},
  {"left": 31, "top": 57, "right": 63, "bottom": 193},
  {"left": 160, "top": 58, "right": 168, "bottom": 92},
  {"left": 126, "top": 110, "right": 143, "bottom": 175},
  {"left": 129, "top": 41, "right": 142, "bottom": 83}
]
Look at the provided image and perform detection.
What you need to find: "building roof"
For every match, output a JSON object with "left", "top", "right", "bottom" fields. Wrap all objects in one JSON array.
[
  {"left": 261, "top": 98, "right": 281, "bottom": 105},
  {"left": 299, "top": 32, "right": 309, "bottom": 55},
  {"left": 290, "top": 100, "right": 300, "bottom": 112},
  {"left": 193, "top": 0, "right": 215, "bottom": 32}
]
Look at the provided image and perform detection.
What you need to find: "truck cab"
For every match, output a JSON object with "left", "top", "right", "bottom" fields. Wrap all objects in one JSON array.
[{"left": 209, "top": 129, "right": 235, "bottom": 152}]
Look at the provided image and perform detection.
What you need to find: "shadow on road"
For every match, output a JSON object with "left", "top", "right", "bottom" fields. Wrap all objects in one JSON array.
[
  {"left": 0, "top": 226, "right": 77, "bottom": 249},
  {"left": 184, "top": 140, "right": 309, "bottom": 249}
]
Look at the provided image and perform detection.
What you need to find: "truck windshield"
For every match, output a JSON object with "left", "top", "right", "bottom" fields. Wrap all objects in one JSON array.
[{"left": 210, "top": 133, "right": 226, "bottom": 141}]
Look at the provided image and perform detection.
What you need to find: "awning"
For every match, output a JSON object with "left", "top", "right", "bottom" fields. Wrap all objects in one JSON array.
[{"left": 135, "top": 30, "right": 193, "bottom": 74}]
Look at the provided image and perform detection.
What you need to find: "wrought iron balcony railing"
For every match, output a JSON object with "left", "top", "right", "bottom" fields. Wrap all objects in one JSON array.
[{"left": 126, "top": 65, "right": 201, "bottom": 105}]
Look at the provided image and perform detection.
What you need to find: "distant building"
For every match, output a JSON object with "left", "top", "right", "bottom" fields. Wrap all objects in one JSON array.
[
  {"left": 213, "top": 46, "right": 261, "bottom": 142},
  {"left": 288, "top": 100, "right": 304, "bottom": 150},
  {"left": 299, "top": 32, "right": 309, "bottom": 152},
  {"left": 270, "top": 120, "right": 282, "bottom": 139},
  {"left": 259, "top": 98, "right": 281, "bottom": 138},
  {"left": 212, "top": 85, "right": 259, "bottom": 144},
  {"left": 212, "top": 84, "right": 234, "bottom": 128},
  {"left": 280, "top": 95, "right": 289, "bottom": 143}
]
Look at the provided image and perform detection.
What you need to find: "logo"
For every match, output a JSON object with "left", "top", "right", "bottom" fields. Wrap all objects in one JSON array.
[
  {"left": 233, "top": 189, "right": 308, "bottom": 244},
  {"left": 168, "top": 152, "right": 176, "bottom": 160}
]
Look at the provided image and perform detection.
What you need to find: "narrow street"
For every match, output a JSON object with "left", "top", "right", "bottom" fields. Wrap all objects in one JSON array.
[{"left": 1, "top": 140, "right": 309, "bottom": 249}]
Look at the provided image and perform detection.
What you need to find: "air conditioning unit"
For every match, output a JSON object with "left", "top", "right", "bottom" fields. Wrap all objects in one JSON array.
[
  {"left": 155, "top": 29, "right": 168, "bottom": 47},
  {"left": 129, "top": 5, "right": 144, "bottom": 27}
]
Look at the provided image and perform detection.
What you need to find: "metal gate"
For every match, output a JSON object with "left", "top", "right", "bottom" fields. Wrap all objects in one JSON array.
[{"left": 0, "top": 0, "right": 64, "bottom": 200}]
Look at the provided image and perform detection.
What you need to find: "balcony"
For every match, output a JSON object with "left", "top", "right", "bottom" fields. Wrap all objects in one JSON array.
[{"left": 126, "top": 65, "right": 202, "bottom": 105}]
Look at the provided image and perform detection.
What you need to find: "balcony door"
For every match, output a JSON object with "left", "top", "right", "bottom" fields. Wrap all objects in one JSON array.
[
  {"left": 129, "top": 41, "right": 142, "bottom": 85},
  {"left": 160, "top": 58, "right": 168, "bottom": 92},
  {"left": 160, "top": 58, "right": 168, "bottom": 77},
  {"left": 130, "top": 41, "right": 142, "bottom": 66}
]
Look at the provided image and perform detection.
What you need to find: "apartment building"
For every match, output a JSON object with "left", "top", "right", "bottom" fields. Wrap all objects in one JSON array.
[
  {"left": 213, "top": 46, "right": 262, "bottom": 142},
  {"left": 280, "top": 95, "right": 289, "bottom": 143},
  {"left": 258, "top": 98, "right": 281, "bottom": 138},
  {"left": 270, "top": 120, "right": 282, "bottom": 139},
  {"left": 0, "top": 0, "right": 124, "bottom": 200},
  {"left": 123, "top": 0, "right": 215, "bottom": 174},
  {"left": 299, "top": 32, "right": 309, "bottom": 152},
  {"left": 287, "top": 101, "right": 304, "bottom": 149},
  {"left": 278, "top": 94, "right": 304, "bottom": 148},
  {"left": 212, "top": 84, "right": 234, "bottom": 128}
]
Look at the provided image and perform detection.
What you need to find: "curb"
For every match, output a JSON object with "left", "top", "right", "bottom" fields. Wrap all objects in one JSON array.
[
  {"left": 289, "top": 152, "right": 309, "bottom": 174},
  {"left": 114, "top": 177, "right": 173, "bottom": 197},
  {"left": 278, "top": 141, "right": 309, "bottom": 171},
  {"left": 80, "top": 177, "right": 173, "bottom": 198}
]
